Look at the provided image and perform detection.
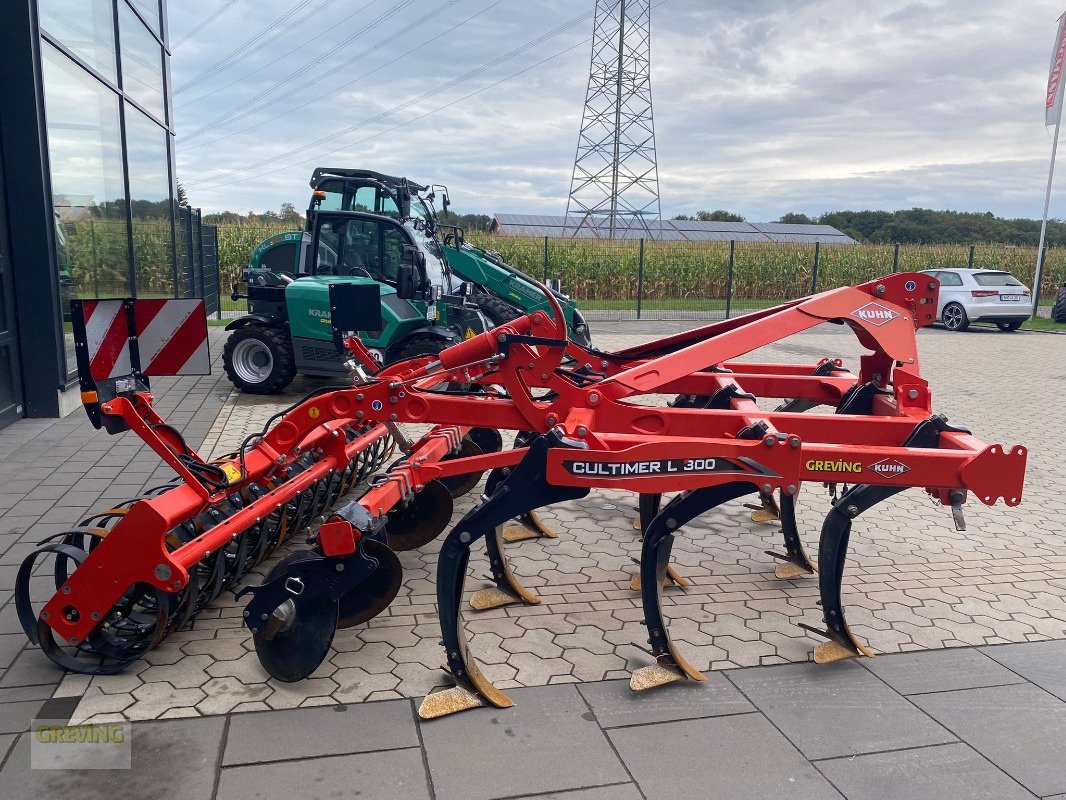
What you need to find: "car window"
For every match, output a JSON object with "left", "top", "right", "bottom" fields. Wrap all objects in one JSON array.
[
  {"left": 937, "top": 272, "right": 963, "bottom": 286},
  {"left": 973, "top": 271, "right": 1022, "bottom": 287}
]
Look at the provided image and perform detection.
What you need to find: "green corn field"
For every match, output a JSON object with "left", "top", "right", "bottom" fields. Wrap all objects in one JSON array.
[{"left": 57, "top": 219, "right": 1066, "bottom": 312}]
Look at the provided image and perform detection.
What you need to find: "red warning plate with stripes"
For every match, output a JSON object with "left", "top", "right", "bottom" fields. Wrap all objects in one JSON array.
[{"left": 80, "top": 299, "right": 210, "bottom": 380}]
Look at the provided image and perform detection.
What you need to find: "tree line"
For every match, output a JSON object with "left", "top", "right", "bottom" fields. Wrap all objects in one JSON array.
[{"left": 672, "top": 208, "right": 1066, "bottom": 247}]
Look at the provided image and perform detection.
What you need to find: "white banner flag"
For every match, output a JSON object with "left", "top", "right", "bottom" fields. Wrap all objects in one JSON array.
[{"left": 1047, "top": 12, "right": 1066, "bottom": 126}]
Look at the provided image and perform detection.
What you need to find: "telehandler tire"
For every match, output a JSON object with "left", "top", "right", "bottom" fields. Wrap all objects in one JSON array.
[{"left": 223, "top": 327, "right": 297, "bottom": 394}]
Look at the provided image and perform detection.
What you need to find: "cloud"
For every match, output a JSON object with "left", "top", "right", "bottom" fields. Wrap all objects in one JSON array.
[{"left": 168, "top": 0, "right": 1066, "bottom": 221}]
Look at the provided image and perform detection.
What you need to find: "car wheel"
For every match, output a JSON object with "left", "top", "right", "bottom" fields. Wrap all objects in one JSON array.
[
  {"left": 994, "top": 319, "right": 1023, "bottom": 332},
  {"left": 223, "top": 326, "right": 297, "bottom": 394},
  {"left": 942, "top": 303, "right": 969, "bottom": 332}
]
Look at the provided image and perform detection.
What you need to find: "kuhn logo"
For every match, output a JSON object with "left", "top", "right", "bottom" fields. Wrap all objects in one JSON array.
[
  {"left": 851, "top": 302, "right": 899, "bottom": 327},
  {"left": 868, "top": 458, "right": 909, "bottom": 479}
]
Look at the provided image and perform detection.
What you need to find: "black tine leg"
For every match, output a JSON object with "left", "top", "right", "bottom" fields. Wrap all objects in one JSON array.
[
  {"left": 633, "top": 482, "right": 758, "bottom": 690},
  {"left": 422, "top": 435, "right": 589, "bottom": 718},
  {"left": 766, "top": 493, "right": 816, "bottom": 579}
]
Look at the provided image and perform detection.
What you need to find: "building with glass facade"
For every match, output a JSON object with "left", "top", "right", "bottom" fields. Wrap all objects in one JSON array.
[{"left": 0, "top": 0, "right": 177, "bottom": 427}]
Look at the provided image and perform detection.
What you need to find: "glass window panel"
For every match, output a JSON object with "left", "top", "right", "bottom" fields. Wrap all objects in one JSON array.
[
  {"left": 119, "top": 3, "right": 165, "bottom": 121},
  {"left": 973, "top": 271, "right": 1023, "bottom": 287},
  {"left": 125, "top": 106, "right": 175, "bottom": 297},
  {"left": 314, "top": 218, "right": 402, "bottom": 283},
  {"left": 38, "top": 0, "right": 117, "bottom": 82},
  {"left": 126, "top": 0, "right": 160, "bottom": 36},
  {"left": 42, "top": 44, "right": 131, "bottom": 375},
  {"left": 0, "top": 344, "right": 17, "bottom": 413}
]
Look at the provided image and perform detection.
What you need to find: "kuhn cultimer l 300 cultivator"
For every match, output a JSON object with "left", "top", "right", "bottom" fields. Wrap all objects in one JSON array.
[{"left": 17, "top": 276, "right": 1025, "bottom": 720}]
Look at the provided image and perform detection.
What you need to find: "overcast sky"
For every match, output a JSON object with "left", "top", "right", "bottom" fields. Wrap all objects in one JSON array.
[{"left": 169, "top": 0, "right": 1066, "bottom": 221}]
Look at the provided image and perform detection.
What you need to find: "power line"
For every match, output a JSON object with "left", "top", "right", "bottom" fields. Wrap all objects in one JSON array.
[
  {"left": 184, "top": 12, "right": 596, "bottom": 189},
  {"left": 171, "top": 0, "right": 242, "bottom": 48},
  {"left": 190, "top": 38, "right": 590, "bottom": 193},
  {"left": 179, "top": 0, "right": 418, "bottom": 138},
  {"left": 176, "top": 0, "right": 380, "bottom": 110},
  {"left": 183, "top": 0, "right": 504, "bottom": 150},
  {"left": 173, "top": 0, "right": 335, "bottom": 93}
]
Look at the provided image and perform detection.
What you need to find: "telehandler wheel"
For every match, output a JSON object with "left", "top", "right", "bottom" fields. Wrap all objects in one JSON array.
[
  {"left": 390, "top": 334, "right": 448, "bottom": 363},
  {"left": 473, "top": 293, "right": 522, "bottom": 327},
  {"left": 1051, "top": 283, "right": 1066, "bottom": 323},
  {"left": 223, "top": 326, "right": 297, "bottom": 394}
]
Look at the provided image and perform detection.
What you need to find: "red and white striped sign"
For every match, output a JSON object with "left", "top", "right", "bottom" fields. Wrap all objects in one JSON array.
[{"left": 80, "top": 299, "right": 210, "bottom": 381}]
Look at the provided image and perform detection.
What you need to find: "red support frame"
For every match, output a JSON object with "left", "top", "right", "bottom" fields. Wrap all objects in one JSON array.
[{"left": 32, "top": 272, "right": 1027, "bottom": 655}]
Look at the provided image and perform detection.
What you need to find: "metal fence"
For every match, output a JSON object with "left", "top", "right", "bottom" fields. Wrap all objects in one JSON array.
[
  {"left": 466, "top": 234, "right": 1066, "bottom": 321},
  {"left": 178, "top": 206, "right": 220, "bottom": 317},
  {"left": 200, "top": 224, "right": 219, "bottom": 317}
]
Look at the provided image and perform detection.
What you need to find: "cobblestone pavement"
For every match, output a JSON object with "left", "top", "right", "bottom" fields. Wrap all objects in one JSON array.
[{"left": 0, "top": 322, "right": 1062, "bottom": 726}]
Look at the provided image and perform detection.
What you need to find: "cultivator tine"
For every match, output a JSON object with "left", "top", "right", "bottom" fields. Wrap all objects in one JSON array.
[
  {"left": 630, "top": 493, "right": 694, "bottom": 591},
  {"left": 421, "top": 433, "right": 590, "bottom": 719},
  {"left": 632, "top": 482, "right": 759, "bottom": 691},
  {"left": 798, "top": 484, "right": 890, "bottom": 664},
  {"left": 628, "top": 560, "right": 692, "bottom": 592},
  {"left": 799, "top": 416, "right": 953, "bottom": 662},
  {"left": 744, "top": 490, "right": 781, "bottom": 524},
  {"left": 765, "top": 494, "right": 817, "bottom": 579},
  {"left": 500, "top": 511, "right": 560, "bottom": 542},
  {"left": 470, "top": 524, "right": 542, "bottom": 610},
  {"left": 500, "top": 431, "right": 559, "bottom": 542}
]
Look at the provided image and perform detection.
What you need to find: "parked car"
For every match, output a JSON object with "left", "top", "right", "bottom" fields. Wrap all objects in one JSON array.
[{"left": 920, "top": 269, "right": 1033, "bottom": 332}]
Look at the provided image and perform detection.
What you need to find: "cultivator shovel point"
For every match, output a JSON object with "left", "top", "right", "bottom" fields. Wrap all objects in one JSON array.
[
  {"left": 499, "top": 511, "right": 560, "bottom": 543},
  {"left": 21, "top": 275, "right": 1027, "bottom": 721},
  {"left": 745, "top": 490, "right": 782, "bottom": 524}
]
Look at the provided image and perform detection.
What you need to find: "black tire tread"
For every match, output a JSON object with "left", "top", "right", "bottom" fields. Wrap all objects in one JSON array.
[
  {"left": 473, "top": 293, "right": 522, "bottom": 327},
  {"left": 1051, "top": 284, "right": 1066, "bottom": 323},
  {"left": 389, "top": 334, "right": 449, "bottom": 364},
  {"left": 223, "top": 326, "right": 297, "bottom": 394}
]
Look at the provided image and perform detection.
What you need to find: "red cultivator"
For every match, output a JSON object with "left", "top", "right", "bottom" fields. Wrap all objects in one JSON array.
[{"left": 16, "top": 275, "right": 1026, "bottom": 720}]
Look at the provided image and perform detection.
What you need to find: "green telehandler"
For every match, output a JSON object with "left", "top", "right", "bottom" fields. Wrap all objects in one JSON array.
[{"left": 223, "top": 169, "right": 590, "bottom": 394}]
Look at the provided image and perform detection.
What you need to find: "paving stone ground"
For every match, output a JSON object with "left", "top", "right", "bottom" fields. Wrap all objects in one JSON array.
[
  {"left": 0, "top": 644, "right": 1064, "bottom": 800},
  {"left": 0, "top": 321, "right": 1063, "bottom": 731}
]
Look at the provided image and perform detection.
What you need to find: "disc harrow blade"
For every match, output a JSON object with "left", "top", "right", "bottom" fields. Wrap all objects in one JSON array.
[
  {"left": 251, "top": 552, "right": 340, "bottom": 683},
  {"left": 337, "top": 540, "right": 402, "bottom": 628},
  {"left": 385, "top": 480, "right": 453, "bottom": 552},
  {"left": 438, "top": 438, "right": 485, "bottom": 498}
]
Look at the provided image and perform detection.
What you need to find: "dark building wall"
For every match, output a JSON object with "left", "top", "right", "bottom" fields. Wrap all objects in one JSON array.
[{"left": 0, "top": 0, "right": 176, "bottom": 422}]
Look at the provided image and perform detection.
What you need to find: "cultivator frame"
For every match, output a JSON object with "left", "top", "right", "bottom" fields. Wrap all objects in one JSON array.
[{"left": 17, "top": 274, "right": 1026, "bottom": 720}]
